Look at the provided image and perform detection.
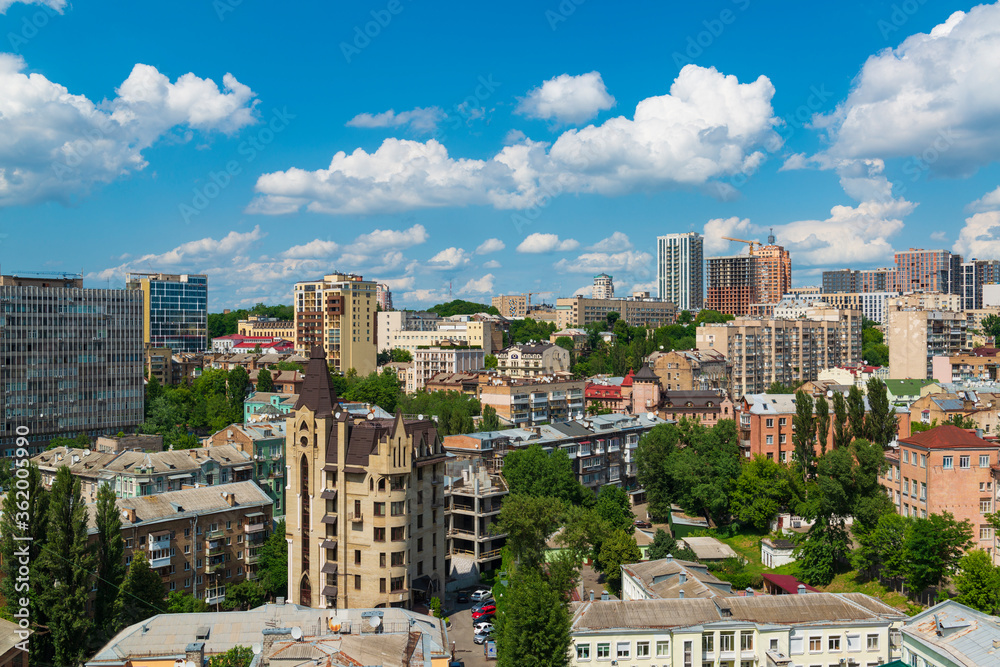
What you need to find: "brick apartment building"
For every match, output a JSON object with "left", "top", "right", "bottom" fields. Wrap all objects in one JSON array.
[
  {"left": 293, "top": 272, "right": 377, "bottom": 375},
  {"left": 881, "top": 425, "right": 999, "bottom": 556},
  {"left": 646, "top": 349, "right": 728, "bottom": 391},
  {"left": 479, "top": 374, "right": 586, "bottom": 426},
  {"left": 85, "top": 481, "right": 273, "bottom": 609}
]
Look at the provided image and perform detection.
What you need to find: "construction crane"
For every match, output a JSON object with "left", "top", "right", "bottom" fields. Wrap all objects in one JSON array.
[
  {"left": 525, "top": 291, "right": 553, "bottom": 311},
  {"left": 720, "top": 236, "right": 762, "bottom": 256}
]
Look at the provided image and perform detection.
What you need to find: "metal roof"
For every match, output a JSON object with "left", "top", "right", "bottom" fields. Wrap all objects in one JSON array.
[{"left": 903, "top": 599, "right": 1000, "bottom": 667}]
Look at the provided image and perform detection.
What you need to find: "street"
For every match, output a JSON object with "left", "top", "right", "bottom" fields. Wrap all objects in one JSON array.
[{"left": 446, "top": 595, "right": 492, "bottom": 667}]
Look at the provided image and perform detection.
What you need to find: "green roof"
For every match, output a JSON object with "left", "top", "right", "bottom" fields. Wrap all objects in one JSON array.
[{"left": 884, "top": 378, "right": 937, "bottom": 396}]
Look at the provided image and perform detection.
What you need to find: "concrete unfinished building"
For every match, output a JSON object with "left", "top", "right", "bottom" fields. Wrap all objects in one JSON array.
[{"left": 706, "top": 254, "right": 759, "bottom": 316}]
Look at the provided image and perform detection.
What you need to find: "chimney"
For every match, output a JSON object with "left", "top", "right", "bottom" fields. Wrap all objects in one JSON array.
[
  {"left": 185, "top": 642, "right": 205, "bottom": 667},
  {"left": 745, "top": 587, "right": 754, "bottom": 597},
  {"left": 589, "top": 589, "right": 595, "bottom": 602},
  {"left": 600, "top": 591, "right": 609, "bottom": 601},
  {"left": 679, "top": 590, "right": 685, "bottom": 599},
  {"left": 123, "top": 507, "right": 137, "bottom": 523},
  {"left": 666, "top": 553, "right": 673, "bottom": 562},
  {"left": 797, "top": 584, "right": 806, "bottom": 595},
  {"left": 221, "top": 491, "right": 236, "bottom": 507},
  {"left": 679, "top": 572, "right": 686, "bottom": 584}
]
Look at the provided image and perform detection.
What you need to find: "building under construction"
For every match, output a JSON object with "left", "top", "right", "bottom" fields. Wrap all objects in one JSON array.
[{"left": 705, "top": 254, "right": 759, "bottom": 316}]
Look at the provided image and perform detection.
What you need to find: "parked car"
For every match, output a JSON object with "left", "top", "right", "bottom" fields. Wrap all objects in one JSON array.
[
  {"left": 634, "top": 519, "right": 652, "bottom": 529},
  {"left": 470, "top": 589, "right": 492, "bottom": 602},
  {"left": 473, "top": 621, "right": 495, "bottom": 634},
  {"left": 474, "top": 629, "right": 493, "bottom": 645},
  {"left": 471, "top": 602, "right": 496, "bottom": 620},
  {"left": 456, "top": 590, "right": 470, "bottom": 603}
]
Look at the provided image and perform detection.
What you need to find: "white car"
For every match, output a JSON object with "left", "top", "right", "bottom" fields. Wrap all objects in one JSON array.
[
  {"left": 473, "top": 621, "right": 495, "bottom": 634},
  {"left": 470, "top": 589, "right": 492, "bottom": 602}
]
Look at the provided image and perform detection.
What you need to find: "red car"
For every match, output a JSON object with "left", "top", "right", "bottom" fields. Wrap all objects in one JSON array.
[{"left": 471, "top": 603, "right": 496, "bottom": 620}]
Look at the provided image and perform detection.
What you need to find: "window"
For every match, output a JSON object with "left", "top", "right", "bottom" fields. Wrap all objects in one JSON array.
[
  {"left": 809, "top": 637, "right": 822, "bottom": 652},
  {"left": 943, "top": 456, "right": 953, "bottom": 469},
  {"left": 982, "top": 455, "right": 991, "bottom": 468},
  {"left": 391, "top": 552, "right": 405, "bottom": 566},
  {"left": 391, "top": 526, "right": 405, "bottom": 541},
  {"left": 766, "top": 418, "right": 774, "bottom": 428},
  {"left": 779, "top": 418, "right": 787, "bottom": 426},
  {"left": 779, "top": 434, "right": 787, "bottom": 444},
  {"left": 920, "top": 482, "right": 926, "bottom": 500},
  {"left": 920, "top": 454, "right": 926, "bottom": 468},
  {"left": 354, "top": 575, "right": 361, "bottom": 590},
  {"left": 903, "top": 450, "right": 909, "bottom": 464},
  {"left": 770, "top": 639, "right": 779, "bottom": 651},
  {"left": 790, "top": 637, "right": 804, "bottom": 655},
  {"left": 391, "top": 501, "right": 405, "bottom": 515},
  {"left": 960, "top": 455, "right": 970, "bottom": 469},
  {"left": 684, "top": 640, "right": 693, "bottom": 667},
  {"left": 636, "top": 641, "right": 649, "bottom": 658},
  {"left": 982, "top": 525, "right": 994, "bottom": 540},
  {"left": 354, "top": 550, "right": 361, "bottom": 565},
  {"left": 846, "top": 634, "right": 860, "bottom": 652},
  {"left": 741, "top": 631, "right": 753, "bottom": 651},
  {"left": 374, "top": 502, "right": 385, "bottom": 516},
  {"left": 576, "top": 644, "right": 590, "bottom": 660},
  {"left": 866, "top": 634, "right": 879, "bottom": 650},
  {"left": 597, "top": 643, "right": 610, "bottom": 659},
  {"left": 656, "top": 640, "right": 670, "bottom": 657},
  {"left": 903, "top": 477, "right": 909, "bottom": 496},
  {"left": 766, "top": 435, "right": 774, "bottom": 445},
  {"left": 616, "top": 642, "right": 630, "bottom": 659},
  {"left": 981, "top": 499, "right": 993, "bottom": 514},
  {"left": 720, "top": 632, "right": 735, "bottom": 652},
  {"left": 374, "top": 527, "right": 385, "bottom": 542},
  {"left": 380, "top": 578, "right": 386, "bottom": 593},
  {"left": 702, "top": 633, "right": 714, "bottom": 653},
  {"left": 829, "top": 636, "right": 841, "bottom": 651},
  {"left": 912, "top": 479, "right": 918, "bottom": 497}
]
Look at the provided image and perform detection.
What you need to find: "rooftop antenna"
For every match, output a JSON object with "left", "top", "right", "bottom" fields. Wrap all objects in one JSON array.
[{"left": 768, "top": 227, "right": 775, "bottom": 245}]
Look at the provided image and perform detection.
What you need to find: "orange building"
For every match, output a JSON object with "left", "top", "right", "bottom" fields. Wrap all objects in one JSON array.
[{"left": 756, "top": 239, "right": 792, "bottom": 304}]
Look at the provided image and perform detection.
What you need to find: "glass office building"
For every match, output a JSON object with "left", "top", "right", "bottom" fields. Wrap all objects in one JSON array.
[{"left": 127, "top": 273, "right": 208, "bottom": 353}]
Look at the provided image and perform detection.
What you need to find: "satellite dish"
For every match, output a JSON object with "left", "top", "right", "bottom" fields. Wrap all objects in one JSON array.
[
  {"left": 417, "top": 414, "right": 424, "bottom": 421},
  {"left": 826, "top": 390, "right": 833, "bottom": 397},
  {"left": 291, "top": 626, "right": 303, "bottom": 640},
  {"left": 368, "top": 614, "right": 382, "bottom": 628},
  {"left": 647, "top": 412, "right": 655, "bottom": 420},
  {"left": 251, "top": 644, "right": 262, "bottom": 655},
  {"left": 366, "top": 412, "right": 375, "bottom": 421},
  {"left": 334, "top": 411, "right": 341, "bottom": 419}
]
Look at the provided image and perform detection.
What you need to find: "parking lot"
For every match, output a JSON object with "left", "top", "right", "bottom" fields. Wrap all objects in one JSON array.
[{"left": 446, "top": 592, "right": 494, "bottom": 667}]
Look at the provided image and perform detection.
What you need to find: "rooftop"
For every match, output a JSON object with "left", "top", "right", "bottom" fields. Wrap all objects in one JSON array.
[
  {"left": 900, "top": 424, "right": 998, "bottom": 450},
  {"left": 903, "top": 599, "right": 1000, "bottom": 667},
  {"left": 884, "top": 378, "right": 938, "bottom": 395},
  {"left": 680, "top": 536, "right": 740, "bottom": 561}
]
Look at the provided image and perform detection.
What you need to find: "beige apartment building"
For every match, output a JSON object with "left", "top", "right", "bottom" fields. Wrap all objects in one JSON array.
[
  {"left": 286, "top": 346, "right": 448, "bottom": 610},
  {"left": 646, "top": 349, "right": 728, "bottom": 391},
  {"left": 888, "top": 309, "right": 966, "bottom": 379},
  {"left": 492, "top": 294, "right": 527, "bottom": 318},
  {"left": 405, "top": 342, "right": 485, "bottom": 393},
  {"left": 696, "top": 307, "right": 863, "bottom": 397},
  {"left": 478, "top": 374, "right": 586, "bottom": 425},
  {"left": 555, "top": 295, "right": 677, "bottom": 329},
  {"left": 237, "top": 315, "right": 295, "bottom": 340},
  {"left": 495, "top": 342, "right": 571, "bottom": 378},
  {"left": 293, "top": 272, "right": 376, "bottom": 375},
  {"left": 378, "top": 312, "right": 498, "bottom": 356},
  {"left": 888, "top": 292, "right": 962, "bottom": 311},
  {"left": 85, "top": 481, "right": 273, "bottom": 609}
]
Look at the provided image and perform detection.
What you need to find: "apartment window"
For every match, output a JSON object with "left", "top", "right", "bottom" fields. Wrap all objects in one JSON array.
[
  {"left": 374, "top": 502, "right": 385, "bottom": 516},
  {"left": 779, "top": 434, "right": 787, "bottom": 444},
  {"left": 184, "top": 545, "right": 190, "bottom": 554},
  {"left": 684, "top": 640, "right": 693, "bottom": 667},
  {"left": 656, "top": 640, "right": 670, "bottom": 657},
  {"left": 766, "top": 435, "right": 774, "bottom": 445},
  {"left": 184, "top": 577, "right": 190, "bottom": 588},
  {"left": 770, "top": 639, "right": 779, "bottom": 651},
  {"left": 417, "top": 514, "right": 424, "bottom": 529},
  {"left": 981, "top": 455, "right": 991, "bottom": 468},
  {"left": 766, "top": 418, "right": 774, "bottom": 428},
  {"left": 702, "top": 633, "right": 714, "bottom": 653},
  {"left": 903, "top": 451, "right": 909, "bottom": 464},
  {"left": 417, "top": 538, "right": 424, "bottom": 553},
  {"left": 391, "top": 552, "right": 405, "bottom": 567},
  {"left": 720, "top": 632, "right": 735, "bottom": 652},
  {"left": 981, "top": 499, "right": 993, "bottom": 514},
  {"left": 903, "top": 477, "right": 909, "bottom": 496},
  {"left": 184, "top": 528, "right": 190, "bottom": 537},
  {"left": 374, "top": 527, "right": 386, "bottom": 542},
  {"left": 355, "top": 550, "right": 361, "bottom": 565},
  {"left": 354, "top": 575, "right": 361, "bottom": 590},
  {"left": 380, "top": 553, "right": 386, "bottom": 567},
  {"left": 616, "top": 642, "right": 630, "bottom": 659},
  {"left": 169, "top": 582, "right": 176, "bottom": 591},
  {"left": 982, "top": 526, "right": 994, "bottom": 540},
  {"left": 829, "top": 636, "right": 841, "bottom": 651},
  {"left": 960, "top": 455, "right": 970, "bottom": 469},
  {"left": 920, "top": 454, "right": 926, "bottom": 468},
  {"left": 912, "top": 479, "right": 918, "bottom": 497},
  {"left": 741, "top": 631, "right": 753, "bottom": 651},
  {"left": 576, "top": 644, "right": 590, "bottom": 660},
  {"left": 184, "top": 561, "right": 190, "bottom": 571},
  {"left": 943, "top": 456, "right": 953, "bottom": 469},
  {"left": 779, "top": 418, "right": 787, "bottom": 426},
  {"left": 809, "top": 637, "right": 822, "bottom": 652},
  {"left": 380, "top": 578, "right": 386, "bottom": 593},
  {"left": 866, "top": 634, "right": 879, "bottom": 650},
  {"left": 125, "top": 538, "right": 133, "bottom": 548},
  {"left": 226, "top": 520, "right": 231, "bottom": 529},
  {"left": 636, "top": 641, "right": 649, "bottom": 658},
  {"left": 920, "top": 482, "right": 926, "bottom": 500},
  {"left": 391, "top": 501, "right": 405, "bottom": 516},
  {"left": 597, "top": 643, "right": 610, "bottom": 659}
]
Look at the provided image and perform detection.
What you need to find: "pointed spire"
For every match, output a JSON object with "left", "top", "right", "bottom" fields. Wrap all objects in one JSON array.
[{"left": 293, "top": 345, "right": 338, "bottom": 417}]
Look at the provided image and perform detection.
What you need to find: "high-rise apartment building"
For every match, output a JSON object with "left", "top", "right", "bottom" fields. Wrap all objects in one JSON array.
[
  {"left": 657, "top": 232, "right": 703, "bottom": 311},
  {"left": 888, "top": 308, "right": 966, "bottom": 379},
  {"left": 555, "top": 295, "right": 677, "bottom": 329},
  {"left": 705, "top": 254, "right": 758, "bottom": 316},
  {"left": 376, "top": 283, "right": 393, "bottom": 311},
  {"left": 293, "top": 272, "right": 376, "bottom": 376},
  {"left": 894, "top": 248, "right": 962, "bottom": 294},
  {"left": 0, "top": 274, "right": 145, "bottom": 455},
  {"left": 593, "top": 273, "right": 614, "bottom": 300},
  {"left": 756, "top": 234, "right": 792, "bottom": 304},
  {"left": 960, "top": 259, "right": 1000, "bottom": 310},
  {"left": 859, "top": 267, "right": 898, "bottom": 293},
  {"left": 126, "top": 272, "right": 208, "bottom": 353},
  {"left": 822, "top": 269, "right": 860, "bottom": 294},
  {"left": 696, "top": 306, "right": 863, "bottom": 397},
  {"left": 491, "top": 294, "right": 527, "bottom": 319},
  {"left": 286, "top": 346, "right": 447, "bottom": 609}
]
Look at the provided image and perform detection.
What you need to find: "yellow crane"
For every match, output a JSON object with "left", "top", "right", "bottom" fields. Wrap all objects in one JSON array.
[
  {"left": 525, "top": 291, "right": 553, "bottom": 311},
  {"left": 720, "top": 236, "right": 762, "bottom": 256}
]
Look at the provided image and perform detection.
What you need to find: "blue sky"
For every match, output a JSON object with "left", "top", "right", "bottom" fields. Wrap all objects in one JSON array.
[{"left": 2, "top": 0, "right": 999, "bottom": 309}]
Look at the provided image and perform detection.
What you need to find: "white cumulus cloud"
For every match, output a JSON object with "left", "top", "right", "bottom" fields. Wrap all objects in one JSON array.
[
  {"left": 517, "top": 233, "right": 579, "bottom": 254},
  {"left": 0, "top": 54, "right": 258, "bottom": 207},
  {"left": 953, "top": 211, "right": 1000, "bottom": 258},
  {"left": 248, "top": 65, "right": 781, "bottom": 215},
  {"left": 281, "top": 239, "right": 339, "bottom": 259},
  {"left": 969, "top": 186, "right": 1000, "bottom": 213},
  {"left": 482, "top": 259, "right": 502, "bottom": 269},
  {"left": 475, "top": 238, "right": 506, "bottom": 254},
  {"left": 515, "top": 71, "right": 616, "bottom": 125},
  {"left": 459, "top": 274, "right": 495, "bottom": 295},
  {"left": 553, "top": 250, "right": 653, "bottom": 275},
  {"left": 0, "top": 0, "right": 64, "bottom": 13},
  {"left": 814, "top": 4, "right": 1000, "bottom": 176},
  {"left": 346, "top": 107, "right": 444, "bottom": 134},
  {"left": 427, "top": 247, "right": 471, "bottom": 270},
  {"left": 587, "top": 231, "right": 633, "bottom": 252}
]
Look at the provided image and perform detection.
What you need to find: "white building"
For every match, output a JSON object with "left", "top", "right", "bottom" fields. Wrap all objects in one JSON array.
[
  {"left": 378, "top": 311, "right": 497, "bottom": 356},
  {"left": 593, "top": 273, "right": 615, "bottom": 300},
  {"left": 658, "top": 232, "right": 704, "bottom": 311},
  {"left": 405, "top": 343, "right": 484, "bottom": 393}
]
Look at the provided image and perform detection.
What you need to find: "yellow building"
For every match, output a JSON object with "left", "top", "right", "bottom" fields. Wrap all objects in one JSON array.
[
  {"left": 237, "top": 315, "right": 295, "bottom": 339},
  {"left": 293, "top": 272, "right": 376, "bottom": 375}
]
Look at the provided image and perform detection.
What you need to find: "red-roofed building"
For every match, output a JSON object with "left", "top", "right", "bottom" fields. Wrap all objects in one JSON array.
[
  {"left": 881, "top": 424, "right": 1000, "bottom": 559},
  {"left": 761, "top": 573, "right": 819, "bottom": 596}
]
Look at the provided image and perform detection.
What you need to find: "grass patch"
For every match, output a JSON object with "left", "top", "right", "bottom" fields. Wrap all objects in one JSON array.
[{"left": 822, "top": 571, "right": 923, "bottom": 615}]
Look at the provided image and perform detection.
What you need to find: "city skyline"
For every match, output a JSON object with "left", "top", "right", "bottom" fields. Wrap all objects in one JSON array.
[{"left": 2, "top": 1, "right": 999, "bottom": 310}]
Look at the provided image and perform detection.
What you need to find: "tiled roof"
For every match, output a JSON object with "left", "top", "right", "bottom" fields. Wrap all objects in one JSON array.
[
  {"left": 294, "top": 345, "right": 337, "bottom": 417},
  {"left": 900, "top": 424, "right": 996, "bottom": 450},
  {"left": 87, "top": 481, "right": 271, "bottom": 531}
]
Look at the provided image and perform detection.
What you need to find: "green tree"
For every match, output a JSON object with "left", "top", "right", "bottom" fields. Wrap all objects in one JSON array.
[
  {"left": 982, "top": 314, "right": 1000, "bottom": 341},
  {"left": 945, "top": 413, "right": 977, "bottom": 429},
  {"left": 34, "top": 466, "right": 94, "bottom": 665},
  {"left": 207, "top": 646, "right": 255, "bottom": 667},
  {"left": 480, "top": 404, "right": 501, "bottom": 431},
  {"left": 495, "top": 568, "right": 570, "bottom": 667},
  {"left": 45, "top": 432, "right": 91, "bottom": 450},
  {"left": 954, "top": 549, "right": 1000, "bottom": 614},
  {"left": 646, "top": 529, "right": 678, "bottom": 561},
  {"left": 227, "top": 366, "right": 250, "bottom": 422},
  {"left": 93, "top": 482, "right": 126, "bottom": 643},
  {"left": 113, "top": 550, "right": 166, "bottom": 632},
  {"left": 792, "top": 390, "right": 816, "bottom": 480},
  {"left": 145, "top": 373, "right": 163, "bottom": 415},
  {"left": 428, "top": 299, "right": 500, "bottom": 317},
  {"left": 906, "top": 512, "right": 973, "bottom": 596},
  {"left": 853, "top": 512, "right": 910, "bottom": 585},
  {"left": 795, "top": 520, "right": 850, "bottom": 586},
  {"left": 605, "top": 312, "right": 620, "bottom": 327},
  {"left": 555, "top": 505, "right": 609, "bottom": 565},
  {"left": 546, "top": 550, "right": 583, "bottom": 603},
  {"left": 222, "top": 580, "right": 266, "bottom": 610},
  {"left": 677, "top": 310, "right": 694, "bottom": 324},
  {"left": 831, "top": 391, "right": 851, "bottom": 450},
  {"left": 256, "top": 368, "right": 274, "bottom": 393},
  {"left": 485, "top": 354, "right": 498, "bottom": 369},
  {"left": 847, "top": 386, "right": 866, "bottom": 442},
  {"left": 694, "top": 310, "right": 734, "bottom": 325},
  {"left": 864, "top": 378, "right": 897, "bottom": 447},
  {"left": 494, "top": 495, "right": 566, "bottom": 569},
  {"left": 594, "top": 485, "right": 634, "bottom": 534},
  {"left": 257, "top": 520, "right": 288, "bottom": 599},
  {"left": 166, "top": 590, "right": 210, "bottom": 613},
  {"left": 766, "top": 381, "right": 797, "bottom": 394},
  {"left": 730, "top": 456, "right": 796, "bottom": 532},
  {"left": 635, "top": 424, "right": 680, "bottom": 521},
  {"left": 554, "top": 336, "right": 575, "bottom": 353},
  {"left": 390, "top": 348, "right": 414, "bottom": 363},
  {"left": 597, "top": 529, "right": 642, "bottom": 596},
  {"left": 814, "top": 395, "right": 830, "bottom": 456},
  {"left": 501, "top": 445, "right": 591, "bottom": 506}
]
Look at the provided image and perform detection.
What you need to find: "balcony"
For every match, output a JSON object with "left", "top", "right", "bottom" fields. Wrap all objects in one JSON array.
[
  {"left": 246, "top": 552, "right": 261, "bottom": 564},
  {"left": 148, "top": 534, "right": 170, "bottom": 551},
  {"left": 206, "top": 528, "right": 224, "bottom": 540},
  {"left": 207, "top": 541, "right": 225, "bottom": 556},
  {"left": 205, "top": 588, "right": 226, "bottom": 605},
  {"left": 150, "top": 554, "right": 171, "bottom": 569},
  {"left": 349, "top": 512, "right": 364, "bottom": 524},
  {"left": 245, "top": 522, "right": 266, "bottom": 534}
]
